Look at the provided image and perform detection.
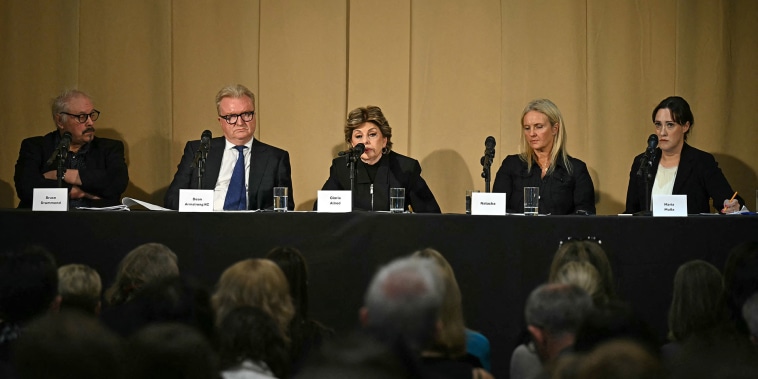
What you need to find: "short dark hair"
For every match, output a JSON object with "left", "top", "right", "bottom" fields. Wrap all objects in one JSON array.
[
  {"left": 652, "top": 96, "right": 694, "bottom": 141},
  {"left": 0, "top": 246, "right": 58, "bottom": 323}
]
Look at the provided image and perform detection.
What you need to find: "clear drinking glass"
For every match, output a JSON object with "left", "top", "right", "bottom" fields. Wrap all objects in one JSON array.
[
  {"left": 524, "top": 187, "right": 539, "bottom": 216},
  {"left": 390, "top": 188, "right": 405, "bottom": 213},
  {"left": 273, "top": 187, "right": 288, "bottom": 212}
]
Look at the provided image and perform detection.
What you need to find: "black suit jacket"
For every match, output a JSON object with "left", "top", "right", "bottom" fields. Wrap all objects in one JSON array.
[
  {"left": 492, "top": 153, "right": 596, "bottom": 214},
  {"left": 624, "top": 143, "right": 742, "bottom": 214},
  {"left": 14, "top": 131, "right": 129, "bottom": 208},
  {"left": 164, "top": 137, "right": 294, "bottom": 210},
  {"left": 317, "top": 151, "right": 441, "bottom": 213}
]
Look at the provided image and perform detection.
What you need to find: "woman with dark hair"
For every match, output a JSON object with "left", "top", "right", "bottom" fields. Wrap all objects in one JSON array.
[
  {"left": 218, "top": 306, "right": 290, "bottom": 379},
  {"left": 723, "top": 241, "right": 758, "bottom": 336},
  {"left": 266, "top": 247, "right": 332, "bottom": 373},
  {"left": 104, "top": 242, "right": 179, "bottom": 306},
  {"left": 625, "top": 96, "right": 743, "bottom": 214},
  {"left": 317, "top": 105, "right": 440, "bottom": 213},
  {"left": 663, "top": 260, "right": 730, "bottom": 359}
]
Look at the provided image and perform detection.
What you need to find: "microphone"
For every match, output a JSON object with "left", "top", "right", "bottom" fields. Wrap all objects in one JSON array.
[
  {"left": 636, "top": 134, "right": 658, "bottom": 177},
  {"left": 46, "top": 132, "right": 72, "bottom": 166},
  {"left": 480, "top": 136, "right": 496, "bottom": 167},
  {"left": 353, "top": 143, "right": 366, "bottom": 156},
  {"left": 192, "top": 130, "right": 212, "bottom": 169},
  {"left": 646, "top": 134, "right": 658, "bottom": 154},
  {"left": 338, "top": 143, "right": 366, "bottom": 157},
  {"left": 200, "top": 130, "right": 212, "bottom": 154}
]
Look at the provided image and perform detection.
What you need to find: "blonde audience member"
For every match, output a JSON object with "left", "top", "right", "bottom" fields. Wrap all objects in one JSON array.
[
  {"left": 212, "top": 258, "right": 295, "bottom": 339},
  {"left": 58, "top": 263, "right": 102, "bottom": 315},
  {"left": 413, "top": 248, "right": 492, "bottom": 372}
]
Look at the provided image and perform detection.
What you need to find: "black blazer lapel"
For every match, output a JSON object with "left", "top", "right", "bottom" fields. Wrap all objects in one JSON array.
[
  {"left": 202, "top": 138, "right": 225, "bottom": 190},
  {"left": 672, "top": 144, "right": 693, "bottom": 194},
  {"left": 248, "top": 140, "right": 269, "bottom": 205}
]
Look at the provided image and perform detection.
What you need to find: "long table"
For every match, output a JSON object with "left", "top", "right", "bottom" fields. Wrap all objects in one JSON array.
[{"left": 2, "top": 210, "right": 756, "bottom": 378}]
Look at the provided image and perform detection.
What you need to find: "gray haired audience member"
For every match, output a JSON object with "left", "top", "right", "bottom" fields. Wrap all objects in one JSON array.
[
  {"left": 511, "top": 283, "right": 592, "bottom": 379},
  {"left": 58, "top": 263, "right": 102, "bottom": 316},
  {"left": 742, "top": 292, "right": 758, "bottom": 346},
  {"left": 360, "top": 256, "right": 444, "bottom": 353}
]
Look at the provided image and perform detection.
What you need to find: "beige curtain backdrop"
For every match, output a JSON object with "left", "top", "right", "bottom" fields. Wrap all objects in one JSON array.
[{"left": 1, "top": 0, "right": 756, "bottom": 213}]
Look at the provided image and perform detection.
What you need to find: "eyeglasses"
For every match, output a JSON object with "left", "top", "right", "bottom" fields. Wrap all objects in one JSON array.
[
  {"left": 219, "top": 111, "right": 255, "bottom": 125},
  {"left": 60, "top": 110, "right": 100, "bottom": 123},
  {"left": 559, "top": 236, "right": 602, "bottom": 246}
]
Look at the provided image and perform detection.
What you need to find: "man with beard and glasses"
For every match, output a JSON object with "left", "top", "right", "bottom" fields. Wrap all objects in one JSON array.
[{"left": 14, "top": 89, "right": 129, "bottom": 208}]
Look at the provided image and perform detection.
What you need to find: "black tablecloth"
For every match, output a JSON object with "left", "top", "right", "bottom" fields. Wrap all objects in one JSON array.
[{"left": 2, "top": 210, "right": 756, "bottom": 378}]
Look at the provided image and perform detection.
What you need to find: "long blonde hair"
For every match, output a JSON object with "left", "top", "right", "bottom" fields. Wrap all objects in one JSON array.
[
  {"left": 519, "top": 99, "right": 571, "bottom": 175},
  {"left": 413, "top": 248, "right": 467, "bottom": 357}
]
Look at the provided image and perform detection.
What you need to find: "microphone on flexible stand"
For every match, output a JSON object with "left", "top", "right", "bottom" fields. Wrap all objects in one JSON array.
[
  {"left": 636, "top": 134, "right": 658, "bottom": 177},
  {"left": 340, "top": 143, "right": 366, "bottom": 211},
  {"left": 634, "top": 134, "right": 658, "bottom": 216},
  {"left": 480, "top": 136, "right": 496, "bottom": 192},
  {"left": 192, "top": 130, "right": 212, "bottom": 188},
  {"left": 46, "top": 132, "right": 72, "bottom": 166}
]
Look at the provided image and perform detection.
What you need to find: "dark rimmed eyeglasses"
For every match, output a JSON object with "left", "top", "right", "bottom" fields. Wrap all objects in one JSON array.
[
  {"left": 219, "top": 111, "right": 255, "bottom": 125},
  {"left": 59, "top": 110, "right": 100, "bottom": 123},
  {"left": 559, "top": 236, "right": 602, "bottom": 246}
]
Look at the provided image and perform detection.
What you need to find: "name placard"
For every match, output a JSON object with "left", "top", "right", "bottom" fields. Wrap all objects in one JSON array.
[
  {"left": 179, "top": 189, "right": 214, "bottom": 212},
  {"left": 471, "top": 192, "right": 506, "bottom": 215},
  {"left": 652, "top": 195, "right": 688, "bottom": 217},
  {"left": 317, "top": 190, "right": 352, "bottom": 213},
  {"left": 32, "top": 188, "right": 68, "bottom": 211}
]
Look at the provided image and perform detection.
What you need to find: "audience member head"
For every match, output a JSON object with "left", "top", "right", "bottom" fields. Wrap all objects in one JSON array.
[
  {"left": 12, "top": 310, "right": 123, "bottom": 378},
  {"left": 668, "top": 326, "right": 758, "bottom": 379},
  {"left": 549, "top": 238, "right": 615, "bottom": 305},
  {"left": 667, "top": 259, "right": 728, "bottom": 342},
  {"left": 0, "top": 246, "right": 59, "bottom": 324},
  {"left": 105, "top": 243, "right": 179, "bottom": 306},
  {"left": 297, "top": 332, "right": 416, "bottom": 379},
  {"left": 361, "top": 255, "right": 444, "bottom": 352},
  {"left": 101, "top": 275, "right": 215, "bottom": 341},
  {"left": 266, "top": 246, "right": 310, "bottom": 321},
  {"left": 411, "top": 248, "right": 467, "bottom": 357},
  {"left": 58, "top": 264, "right": 102, "bottom": 316},
  {"left": 742, "top": 292, "right": 758, "bottom": 345},
  {"left": 125, "top": 323, "right": 217, "bottom": 379},
  {"left": 525, "top": 283, "right": 593, "bottom": 362},
  {"left": 217, "top": 306, "right": 290, "bottom": 378},
  {"left": 573, "top": 300, "right": 660, "bottom": 355},
  {"left": 212, "top": 258, "right": 294, "bottom": 338},
  {"left": 551, "top": 261, "right": 602, "bottom": 304},
  {"left": 576, "top": 339, "right": 665, "bottom": 379},
  {"left": 723, "top": 241, "right": 758, "bottom": 335}
]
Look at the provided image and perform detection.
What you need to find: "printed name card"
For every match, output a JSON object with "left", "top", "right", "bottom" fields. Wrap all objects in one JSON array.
[
  {"left": 32, "top": 188, "right": 69, "bottom": 211},
  {"left": 179, "top": 189, "right": 214, "bottom": 212},
  {"left": 317, "top": 190, "right": 352, "bottom": 213},
  {"left": 471, "top": 192, "right": 506, "bottom": 215},
  {"left": 652, "top": 195, "right": 688, "bottom": 217}
]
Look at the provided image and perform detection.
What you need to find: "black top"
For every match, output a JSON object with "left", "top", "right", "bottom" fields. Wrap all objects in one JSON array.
[
  {"left": 492, "top": 153, "right": 596, "bottom": 214},
  {"left": 318, "top": 151, "right": 441, "bottom": 213},
  {"left": 14, "top": 131, "right": 129, "bottom": 208},
  {"left": 624, "top": 143, "right": 743, "bottom": 214}
]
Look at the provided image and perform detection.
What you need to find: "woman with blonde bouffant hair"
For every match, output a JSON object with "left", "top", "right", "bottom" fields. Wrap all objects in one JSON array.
[{"left": 212, "top": 258, "right": 295, "bottom": 340}]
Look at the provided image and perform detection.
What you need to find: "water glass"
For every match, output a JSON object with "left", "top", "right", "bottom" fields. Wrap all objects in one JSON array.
[
  {"left": 466, "top": 190, "right": 480, "bottom": 214},
  {"left": 524, "top": 187, "right": 539, "bottom": 216},
  {"left": 390, "top": 187, "right": 405, "bottom": 213},
  {"left": 273, "top": 187, "right": 288, "bottom": 212}
]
